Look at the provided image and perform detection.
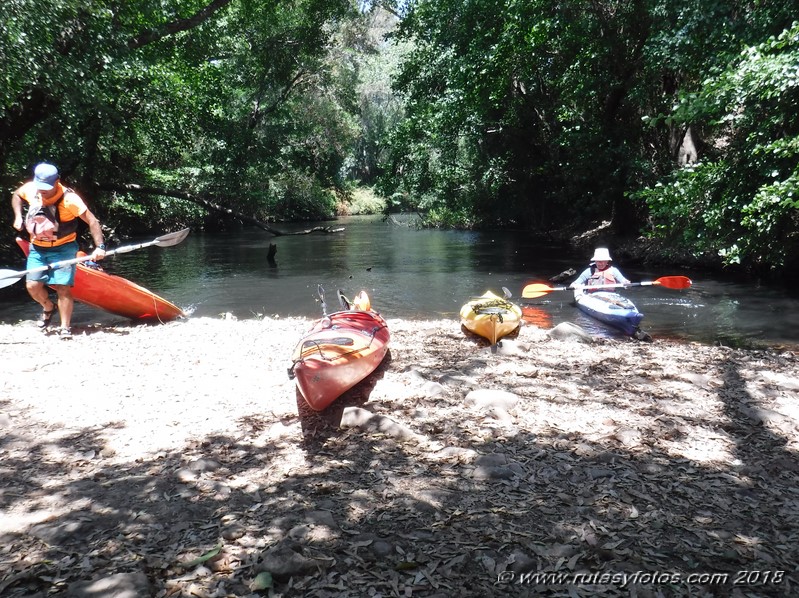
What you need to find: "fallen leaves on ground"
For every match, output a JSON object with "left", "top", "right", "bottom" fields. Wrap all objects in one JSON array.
[{"left": 1, "top": 317, "right": 797, "bottom": 597}]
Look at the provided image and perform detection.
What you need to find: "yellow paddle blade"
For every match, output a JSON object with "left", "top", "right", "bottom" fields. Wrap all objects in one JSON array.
[
  {"left": 353, "top": 290, "right": 371, "bottom": 311},
  {"left": 522, "top": 283, "right": 562, "bottom": 298}
]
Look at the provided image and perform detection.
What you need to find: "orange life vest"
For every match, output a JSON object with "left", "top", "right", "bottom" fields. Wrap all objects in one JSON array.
[
  {"left": 20, "top": 183, "right": 83, "bottom": 247},
  {"left": 585, "top": 266, "right": 620, "bottom": 288}
]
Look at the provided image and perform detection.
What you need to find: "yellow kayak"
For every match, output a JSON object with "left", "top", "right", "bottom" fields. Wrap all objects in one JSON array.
[{"left": 460, "top": 290, "right": 522, "bottom": 347}]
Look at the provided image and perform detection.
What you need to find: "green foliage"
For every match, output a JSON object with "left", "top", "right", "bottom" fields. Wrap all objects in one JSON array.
[
  {"left": 639, "top": 22, "right": 799, "bottom": 270},
  {"left": 106, "top": 186, "right": 206, "bottom": 235},
  {"left": 375, "top": 0, "right": 798, "bottom": 277},
  {"left": 345, "top": 9, "right": 408, "bottom": 185},
  {"left": 263, "top": 170, "right": 340, "bottom": 221},
  {"left": 1, "top": 0, "right": 363, "bottom": 228},
  {"left": 636, "top": 161, "right": 730, "bottom": 254},
  {"left": 346, "top": 186, "right": 386, "bottom": 214},
  {"left": 378, "top": 0, "right": 669, "bottom": 230}
]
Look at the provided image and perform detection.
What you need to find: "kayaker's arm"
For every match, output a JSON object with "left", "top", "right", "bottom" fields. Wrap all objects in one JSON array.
[
  {"left": 80, "top": 209, "right": 107, "bottom": 261},
  {"left": 611, "top": 266, "right": 632, "bottom": 286},
  {"left": 569, "top": 268, "right": 591, "bottom": 290},
  {"left": 10, "top": 190, "right": 24, "bottom": 231}
]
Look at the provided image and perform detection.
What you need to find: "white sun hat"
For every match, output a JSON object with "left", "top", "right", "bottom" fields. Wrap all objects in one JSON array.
[{"left": 590, "top": 247, "right": 613, "bottom": 262}]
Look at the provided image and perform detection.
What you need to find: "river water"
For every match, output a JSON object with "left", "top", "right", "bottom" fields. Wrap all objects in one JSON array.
[{"left": 2, "top": 215, "right": 798, "bottom": 348}]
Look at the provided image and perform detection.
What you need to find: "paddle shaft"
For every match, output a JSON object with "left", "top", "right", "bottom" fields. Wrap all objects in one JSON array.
[
  {"left": 561, "top": 281, "right": 658, "bottom": 292},
  {"left": 0, "top": 228, "right": 190, "bottom": 289}
]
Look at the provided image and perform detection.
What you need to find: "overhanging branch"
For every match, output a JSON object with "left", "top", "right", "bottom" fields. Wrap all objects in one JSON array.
[
  {"left": 95, "top": 183, "right": 344, "bottom": 235},
  {"left": 128, "top": 0, "right": 234, "bottom": 50}
]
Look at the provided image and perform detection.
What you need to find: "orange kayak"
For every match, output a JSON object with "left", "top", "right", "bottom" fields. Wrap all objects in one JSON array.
[
  {"left": 17, "top": 238, "right": 184, "bottom": 322},
  {"left": 289, "top": 296, "right": 390, "bottom": 411}
]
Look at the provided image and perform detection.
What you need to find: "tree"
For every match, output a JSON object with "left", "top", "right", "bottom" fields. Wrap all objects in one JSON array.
[
  {"left": 377, "top": 0, "right": 661, "bottom": 231},
  {"left": 343, "top": 7, "right": 406, "bottom": 186},
  {"left": 0, "top": 0, "right": 234, "bottom": 171},
  {"left": 376, "top": 0, "right": 799, "bottom": 280},
  {"left": 0, "top": 0, "right": 361, "bottom": 236},
  {"left": 638, "top": 21, "right": 799, "bottom": 273}
]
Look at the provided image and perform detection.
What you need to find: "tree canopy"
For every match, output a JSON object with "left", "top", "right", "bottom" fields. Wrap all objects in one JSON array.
[
  {"left": 1, "top": 0, "right": 363, "bottom": 233},
  {"left": 1, "top": 0, "right": 797, "bottom": 280},
  {"left": 637, "top": 21, "right": 799, "bottom": 274},
  {"left": 376, "top": 0, "right": 798, "bottom": 277}
]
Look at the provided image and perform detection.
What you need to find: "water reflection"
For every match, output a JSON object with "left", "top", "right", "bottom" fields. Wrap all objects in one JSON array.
[
  {"left": 520, "top": 305, "right": 553, "bottom": 329},
  {"left": 1, "top": 215, "right": 798, "bottom": 348}
]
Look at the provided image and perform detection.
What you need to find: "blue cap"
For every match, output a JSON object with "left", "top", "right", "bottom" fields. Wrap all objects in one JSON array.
[{"left": 33, "top": 163, "right": 59, "bottom": 190}]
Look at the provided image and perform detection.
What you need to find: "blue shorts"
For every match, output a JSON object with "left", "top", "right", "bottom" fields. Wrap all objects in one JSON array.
[{"left": 27, "top": 242, "right": 78, "bottom": 286}]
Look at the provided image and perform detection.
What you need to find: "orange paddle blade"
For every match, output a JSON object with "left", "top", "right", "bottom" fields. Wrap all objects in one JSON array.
[{"left": 653, "top": 276, "right": 692, "bottom": 289}]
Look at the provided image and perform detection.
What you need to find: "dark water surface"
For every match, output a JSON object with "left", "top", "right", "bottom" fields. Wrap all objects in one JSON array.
[{"left": 2, "top": 215, "right": 798, "bottom": 347}]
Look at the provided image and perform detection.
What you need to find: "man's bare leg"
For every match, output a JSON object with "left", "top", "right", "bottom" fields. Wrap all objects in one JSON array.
[
  {"left": 26, "top": 280, "right": 56, "bottom": 322},
  {"left": 51, "top": 285, "right": 74, "bottom": 329}
]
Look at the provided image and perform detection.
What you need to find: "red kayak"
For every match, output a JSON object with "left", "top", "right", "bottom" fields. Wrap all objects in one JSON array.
[
  {"left": 17, "top": 238, "right": 184, "bottom": 322},
  {"left": 289, "top": 292, "right": 389, "bottom": 411}
]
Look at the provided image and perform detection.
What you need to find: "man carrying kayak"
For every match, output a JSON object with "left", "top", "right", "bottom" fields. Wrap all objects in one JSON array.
[{"left": 10, "top": 163, "right": 107, "bottom": 338}]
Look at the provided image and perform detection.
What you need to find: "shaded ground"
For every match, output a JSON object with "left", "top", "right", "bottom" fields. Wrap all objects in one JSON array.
[{"left": 1, "top": 316, "right": 798, "bottom": 597}]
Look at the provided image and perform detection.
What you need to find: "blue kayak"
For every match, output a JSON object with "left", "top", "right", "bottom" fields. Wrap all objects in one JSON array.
[{"left": 575, "top": 291, "right": 644, "bottom": 336}]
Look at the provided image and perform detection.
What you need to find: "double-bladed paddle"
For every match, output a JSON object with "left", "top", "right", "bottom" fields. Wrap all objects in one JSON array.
[
  {"left": 0, "top": 228, "right": 190, "bottom": 289},
  {"left": 521, "top": 275, "right": 692, "bottom": 299}
]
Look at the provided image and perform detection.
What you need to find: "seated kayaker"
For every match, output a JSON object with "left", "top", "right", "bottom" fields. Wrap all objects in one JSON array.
[{"left": 570, "top": 248, "right": 631, "bottom": 297}]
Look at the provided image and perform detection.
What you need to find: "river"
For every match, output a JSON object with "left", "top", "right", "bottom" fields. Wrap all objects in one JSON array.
[{"left": 1, "top": 215, "right": 798, "bottom": 348}]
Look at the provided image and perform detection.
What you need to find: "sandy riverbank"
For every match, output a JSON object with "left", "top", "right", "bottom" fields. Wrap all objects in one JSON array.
[{"left": 1, "top": 316, "right": 798, "bottom": 596}]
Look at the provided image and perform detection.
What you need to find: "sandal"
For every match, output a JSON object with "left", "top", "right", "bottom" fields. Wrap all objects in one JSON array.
[
  {"left": 58, "top": 327, "right": 73, "bottom": 339},
  {"left": 37, "top": 304, "right": 57, "bottom": 329}
]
